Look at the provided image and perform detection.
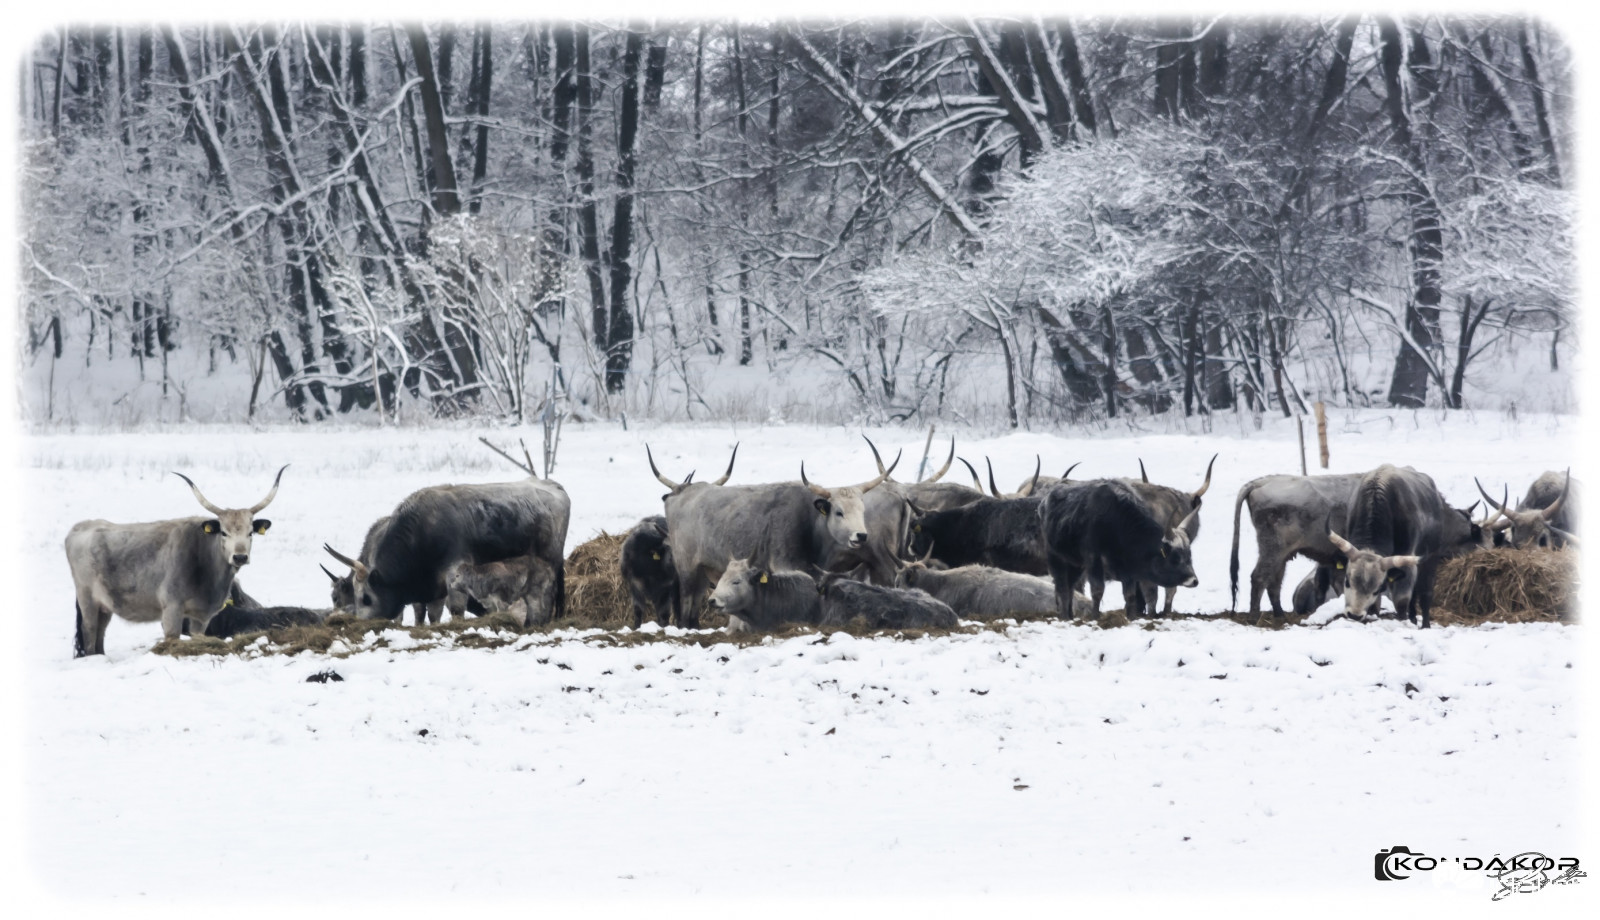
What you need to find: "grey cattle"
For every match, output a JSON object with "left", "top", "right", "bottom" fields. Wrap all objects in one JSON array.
[
  {"left": 818, "top": 575, "right": 958, "bottom": 629},
  {"left": 203, "top": 604, "right": 328, "bottom": 638},
  {"left": 1330, "top": 464, "right": 1483, "bottom": 628},
  {"left": 66, "top": 466, "right": 287, "bottom": 657},
  {"left": 657, "top": 448, "right": 894, "bottom": 628},
  {"left": 818, "top": 437, "right": 912, "bottom": 585},
  {"left": 895, "top": 560, "right": 1093, "bottom": 620},
  {"left": 444, "top": 555, "right": 558, "bottom": 627},
  {"left": 1476, "top": 470, "right": 1579, "bottom": 549},
  {"left": 620, "top": 515, "right": 680, "bottom": 627},
  {"left": 323, "top": 515, "right": 446, "bottom": 625},
  {"left": 1228, "top": 472, "right": 1364, "bottom": 622},
  {"left": 707, "top": 557, "right": 822, "bottom": 632},
  {"left": 325, "top": 469, "right": 570, "bottom": 623}
]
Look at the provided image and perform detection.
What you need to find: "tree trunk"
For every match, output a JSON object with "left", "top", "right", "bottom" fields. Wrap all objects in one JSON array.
[
  {"left": 573, "top": 25, "right": 608, "bottom": 358},
  {"left": 605, "top": 27, "right": 643, "bottom": 394},
  {"left": 407, "top": 24, "right": 461, "bottom": 217},
  {"left": 468, "top": 23, "right": 492, "bottom": 215}
]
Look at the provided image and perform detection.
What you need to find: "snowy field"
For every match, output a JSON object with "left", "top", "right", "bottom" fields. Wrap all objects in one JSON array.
[{"left": 12, "top": 409, "right": 1590, "bottom": 911}]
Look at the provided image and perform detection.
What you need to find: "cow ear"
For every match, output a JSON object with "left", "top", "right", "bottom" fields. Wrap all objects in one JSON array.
[
  {"left": 253, "top": 519, "right": 272, "bottom": 535},
  {"left": 814, "top": 498, "right": 832, "bottom": 516},
  {"left": 202, "top": 520, "right": 220, "bottom": 535}
]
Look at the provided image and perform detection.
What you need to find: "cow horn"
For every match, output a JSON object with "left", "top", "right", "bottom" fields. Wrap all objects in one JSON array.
[
  {"left": 863, "top": 435, "right": 889, "bottom": 476},
  {"left": 684, "top": 470, "right": 697, "bottom": 485},
  {"left": 857, "top": 450, "right": 900, "bottom": 492},
  {"left": 958, "top": 457, "right": 983, "bottom": 490},
  {"left": 986, "top": 457, "right": 1002, "bottom": 498},
  {"left": 1475, "top": 477, "right": 1510, "bottom": 515},
  {"left": 1549, "top": 526, "right": 1579, "bottom": 547},
  {"left": 248, "top": 464, "right": 289, "bottom": 514},
  {"left": 172, "top": 471, "right": 225, "bottom": 516},
  {"left": 1138, "top": 459, "right": 1149, "bottom": 483},
  {"left": 712, "top": 443, "right": 739, "bottom": 486},
  {"left": 646, "top": 444, "right": 684, "bottom": 491},
  {"left": 1542, "top": 468, "right": 1571, "bottom": 521},
  {"left": 922, "top": 438, "right": 956, "bottom": 483},
  {"left": 1175, "top": 503, "right": 1200, "bottom": 537},
  {"left": 800, "top": 463, "right": 830, "bottom": 499},
  {"left": 1017, "top": 455, "right": 1042, "bottom": 497},
  {"left": 1193, "top": 454, "right": 1217, "bottom": 500},
  {"left": 323, "top": 544, "right": 368, "bottom": 579},
  {"left": 1328, "top": 531, "right": 1357, "bottom": 555},
  {"left": 1062, "top": 461, "right": 1081, "bottom": 481}
]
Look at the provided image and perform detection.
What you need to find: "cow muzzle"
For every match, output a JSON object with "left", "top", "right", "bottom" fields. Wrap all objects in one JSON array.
[
  {"left": 850, "top": 532, "right": 868, "bottom": 547},
  {"left": 232, "top": 553, "right": 250, "bottom": 566},
  {"left": 1181, "top": 575, "right": 1198, "bottom": 588}
]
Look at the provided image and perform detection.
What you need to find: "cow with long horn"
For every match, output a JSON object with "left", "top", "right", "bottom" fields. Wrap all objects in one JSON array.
[
  {"left": 1476, "top": 470, "right": 1579, "bottom": 549},
  {"left": 663, "top": 450, "right": 897, "bottom": 627},
  {"left": 1116, "top": 454, "right": 1216, "bottom": 616},
  {"left": 324, "top": 515, "right": 454, "bottom": 625},
  {"left": 65, "top": 465, "right": 289, "bottom": 656},
  {"left": 900, "top": 440, "right": 987, "bottom": 512}
]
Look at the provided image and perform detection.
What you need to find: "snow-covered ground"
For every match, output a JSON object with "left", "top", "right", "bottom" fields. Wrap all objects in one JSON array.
[{"left": 12, "top": 410, "right": 1589, "bottom": 910}]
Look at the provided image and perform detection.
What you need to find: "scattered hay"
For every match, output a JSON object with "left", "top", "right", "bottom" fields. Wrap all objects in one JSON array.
[{"left": 1432, "top": 547, "right": 1578, "bottom": 625}]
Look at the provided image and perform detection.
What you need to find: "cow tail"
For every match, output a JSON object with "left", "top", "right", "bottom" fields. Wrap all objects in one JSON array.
[
  {"left": 73, "top": 600, "right": 87, "bottom": 659},
  {"left": 1230, "top": 480, "right": 1253, "bottom": 611}
]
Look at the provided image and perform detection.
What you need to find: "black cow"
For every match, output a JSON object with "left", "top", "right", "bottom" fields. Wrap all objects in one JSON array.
[
  {"left": 1329, "top": 464, "right": 1482, "bottom": 628},
  {"left": 620, "top": 515, "right": 681, "bottom": 628},
  {"left": 324, "top": 515, "right": 446, "bottom": 625},
  {"left": 1039, "top": 479, "right": 1199, "bottom": 621},
  {"left": 203, "top": 605, "right": 328, "bottom": 638},
  {"left": 907, "top": 495, "right": 1048, "bottom": 575},
  {"left": 325, "top": 475, "right": 571, "bottom": 623}
]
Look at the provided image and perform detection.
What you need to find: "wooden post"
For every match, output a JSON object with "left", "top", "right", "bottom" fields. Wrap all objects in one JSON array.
[
  {"left": 1314, "top": 401, "right": 1329, "bottom": 469},
  {"left": 1297, "top": 416, "right": 1307, "bottom": 476}
]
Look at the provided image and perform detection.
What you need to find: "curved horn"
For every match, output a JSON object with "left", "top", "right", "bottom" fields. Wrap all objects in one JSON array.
[
  {"left": 922, "top": 438, "right": 956, "bottom": 483},
  {"left": 857, "top": 450, "right": 900, "bottom": 492},
  {"left": 249, "top": 464, "right": 289, "bottom": 514},
  {"left": 320, "top": 564, "right": 340, "bottom": 584},
  {"left": 1193, "top": 454, "right": 1217, "bottom": 500},
  {"left": 986, "top": 458, "right": 1002, "bottom": 498},
  {"left": 1017, "top": 455, "right": 1042, "bottom": 497},
  {"left": 1138, "top": 459, "right": 1149, "bottom": 483},
  {"left": 1542, "top": 468, "right": 1571, "bottom": 521},
  {"left": 1175, "top": 503, "right": 1200, "bottom": 537},
  {"left": 1475, "top": 477, "right": 1510, "bottom": 514},
  {"left": 172, "top": 471, "right": 225, "bottom": 516},
  {"left": 323, "top": 544, "right": 369, "bottom": 579},
  {"left": 863, "top": 435, "right": 888, "bottom": 475},
  {"left": 1062, "top": 461, "right": 1082, "bottom": 481},
  {"left": 1549, "top": 526, "right": 1579, "bottom": 547},
  {"left": 800, "top": 462, "right": 830, "bottom": 498},
  {"left": 684, "top": 470, "right": 697, "bottom": 485},
  {"left": 1328, "top": 531, "right": 1357, "bottom": 556},
  {"left": 712, "top": 443, "right": 740, "bottom": 486},
  {"left": 958, "top": 457, "right": 983, "bottom": 490},
  {"left": 646, "top": 444, "right": 683, "bottom": 491}
]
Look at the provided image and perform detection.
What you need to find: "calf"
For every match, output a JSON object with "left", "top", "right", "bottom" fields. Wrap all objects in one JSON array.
[
  {"left": 706, "top": 556, "right": 822, "bottom": 632},
  {"left": 895, "top": 560, "right": 1093, "bottom": 620},
  {"left": 620, "top": 515, "right": 681, "bottom": 627},
  {"left": 818, "top": 575, "right": 959, "bottom": 629},
  {"left": 444, "top": 555, "right": 558, "bottom": 628}
]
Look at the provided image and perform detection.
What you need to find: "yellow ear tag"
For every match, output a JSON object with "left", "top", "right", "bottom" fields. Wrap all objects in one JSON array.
[
  {"left": 203, "top": 522, "right": 218, "bottom": 534},
  {"left": 651, "top": 552, "right": 661, "bottom": 560},
  {"left": 1336, "top": 562, "right": 1345, "bottom": 569},
  {"left": 759, "top": 573, "right": 768, "bottom": 584},
  {"left": 223, "top": 597, "right": 234, "bottom": 607}
]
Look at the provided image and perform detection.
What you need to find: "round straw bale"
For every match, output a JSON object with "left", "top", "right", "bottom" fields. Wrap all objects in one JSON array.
[
  {"left": 562, "top": 531, "right": 631, "bottom": 629},
  {"left": 1431, "top": 547, "right": 1578, "bottom": 625}
]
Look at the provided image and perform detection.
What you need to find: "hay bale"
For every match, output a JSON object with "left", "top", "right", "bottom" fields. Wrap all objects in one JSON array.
[
  {"left": 562, "top": 531, "right": 631, "bottom": 629},
  {"left": 1432, "top": 547, "right": 1579, "bottom": 624}
]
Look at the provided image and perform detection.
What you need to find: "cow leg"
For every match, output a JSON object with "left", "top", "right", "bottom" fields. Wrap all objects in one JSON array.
[
  {"left": 1250, "top": 552, "right": 1287, "bottom": 619},
  {"left": 1123, "top": 582, "right": 1146, "bottom": 619},
  {"left": 1138, "top": 582, "right": 1158, "bottom": 617},
  {"left": 1161, "top": 585, "right": 1176, "bottom": 617},
  {"left": 662, "top": 590, "right": 679, "bottom": 628},
  {"left": 74, "top": 591, "right": 106, "bottom": 657},
  {"left": 678, "top": 569, "right": 707, "bottom": 630},
  {"left": 160, "top": 605, "right": 187, "bottom": 641}
]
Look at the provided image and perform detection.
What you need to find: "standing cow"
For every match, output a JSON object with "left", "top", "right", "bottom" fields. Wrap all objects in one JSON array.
[
  {"left": 65, "top": 466, "right": 288, "bottom": 657},
  {"left": 1039, "top": 479, "right": 1200, "bottom": 621},
  {"left": 325, "top": 472, "right": 570, "bottom": 624},
  {"left": 620, "top": 515, "right": 680, "bottom": 628},
  {"left": 1329, "top": 464, "right": 1482, "bottom": 628},
  {"left": 1118, "top": 456, "right": 1214, "bottom": 616},
  {"left": 324, "top": 515, "right": 447, "bottom": 625},
  {"left": 1229, "top": 472, "right": 1365, "bottom": 622},
  {"left": 659, "top": 451, "right": 895, "bottom": 628}
]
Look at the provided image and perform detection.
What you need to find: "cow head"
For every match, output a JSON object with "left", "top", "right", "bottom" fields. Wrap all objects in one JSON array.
[
  {"left": 323, "top": 544, "right": 385, "bottom": 619},
  {"left": 708, "top": 555, "right": 768, "bottom": 616},
  {"left": 173, "top": 465, "right": 287, "bottom": 569},
  {"left": 801, "top": 454, "right": 897, "bottom": 550},
  {"left": 1149, "top": 505, "right": 1201, "bottom": 588},
  {"left": 1477, "top": 472, "right": 1572, "bottom": 550},
  {"left": 1328, "top": 531, "right": 1420, "bottom": 621}
]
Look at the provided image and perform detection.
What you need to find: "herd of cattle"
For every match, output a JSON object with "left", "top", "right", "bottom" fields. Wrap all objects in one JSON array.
[{"left": 62, "top": 437, "right": 1578, "bottom": 657}]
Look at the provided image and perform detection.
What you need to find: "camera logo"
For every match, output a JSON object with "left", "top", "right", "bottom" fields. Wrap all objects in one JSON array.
[{"left": 1375, "top": 845, "right": 1433, "bottom": 881}]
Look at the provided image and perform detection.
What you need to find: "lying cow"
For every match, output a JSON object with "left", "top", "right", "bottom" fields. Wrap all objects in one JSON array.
[
  {"left": 706, "top": 556, "right": 822, "bottom": 632},
  {"left": 65, "top": 466, "right": 287, "bottom": 657},
  {"left": 620, "top": 515, "right": 681, "bottom": 628},
  {"left": 895, "top": 559, "right": 1093, "bottom": 621},
  {"left": 444, "top": 555, "right": 558, "bottom": 628},
  {"left": 818, "top": 574, "right": 959, "bottom": 629},
  {"left": 203, "top": 605, "right": 328, "bottom": 639}
]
